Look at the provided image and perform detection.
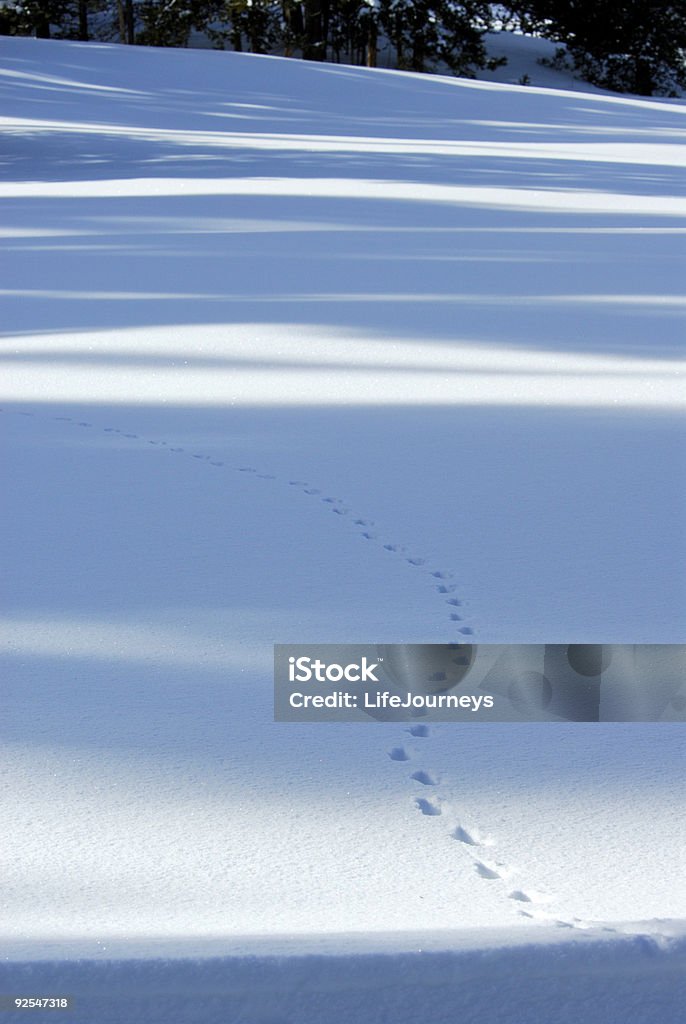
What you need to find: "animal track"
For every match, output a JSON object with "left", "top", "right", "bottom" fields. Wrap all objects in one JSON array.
[
  {"left": 453, "top": 825, "right": 480, "bottom": 847},
  {"left": 10, "top": 405, "right": 482, "bottom": 893},
  {"left": 391, "top": 653, "right": 592, "bottom": 935},
  {"left": 508, "top": 889, "right": 532, "bottom": 902},
  {"left": 13, "top": 403, "right": 473, "bottom": 643},
  {"left": 388, "top": 747, "right": 410, "bottom": 762},
  {"left": 8, "top": 405, "right": 595, "bottom": 935},
  {"left": 415, "top": 797, "right": 442, "bottom": 817},
  {"left": 474, "top": 859, "right": 505, "bottom": 881},
  {"left": 411, "top": 770, "right": 437, "bottom": 787}
]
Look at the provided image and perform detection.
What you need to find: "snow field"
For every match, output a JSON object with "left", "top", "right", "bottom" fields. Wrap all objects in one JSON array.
[{"left": 0, "top": 30, "right": 684, "bottom": 1023}]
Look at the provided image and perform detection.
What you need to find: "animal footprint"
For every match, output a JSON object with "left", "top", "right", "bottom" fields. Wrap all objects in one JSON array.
[
  {"left": 415, "top": 797, "right": 442, "bottom": 817},
  {"left": 388, "top": 747, "right": 410, "bottom": 762},
  {"left": 458, "top": 627, "right": 474, "bottom": 636},
  {"left": 436, "top": 584, "right": 457, "bottom": 594},
  {"left": 361, "top": 531, "right": 377, "bottom": 540},
  {"left": 507, "top": 888, "right": 536, "bottom": 905},
  {"left": 407, "top": 557, "right": 426, "bottom": 566},
  {"left": 518, "top": 908, "right": 558, "bottom": 924},
  {"left": 304, "top": 487, "right": 321, "bottom": 495},
  {"left": 474, "top": 859, "right": 505, "bottom": 881},
  {"left": 449, "top": 613, "right": 463, "bottom": 622},
  {"left": 408, "top": 724, "right": 430, "bottom": 738},
  {"left": 446, "top": 598, "right": 462, "bottom": 607},
  {"left": 453, "top": 825, "right": 480, "bottom": 847},
  {"left": 431, "top": 571, "right": 453, "bottom": 580},
  {"left": 508, "top": 889, "right": 546, "bottom": 904},
  {"left": 411, "top": 770, "right": 437, "bottom": 787}
]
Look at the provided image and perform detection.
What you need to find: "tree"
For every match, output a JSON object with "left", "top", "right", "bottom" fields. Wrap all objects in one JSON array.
[
  {"left": 0, "top": 0, "right": 507, "bottom": 81},
  {"left": 327, "top": 0, "right": 378, "bottom": 65},
  {"left": 202, "top": 0, "right": 278, "bottom": 53},
  {"left": 508, "top": 1, "right": 686, "bottom": 96},
  {"left": 379, "top": 0, "right": 503, "bottom": 76},
  {"left": 0, "top": 0, "right": 70, "bottom": 36}
]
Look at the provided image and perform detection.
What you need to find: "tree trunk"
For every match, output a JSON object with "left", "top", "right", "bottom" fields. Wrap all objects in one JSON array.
[
  {"left": 394, "top": 12, "right": 404, "bottom": 68},
  {"left": 366, "top": 19, "right": 377, "bottom": 68},
  {"left": 116, "top": 0, "right": 126, "bottom": 42},
  {"left": 303, "top": 0, "right": 324, "bottom": 60},
  {"left": 35, "top": 9, "right": 51, "bottom": 37},
  {"left": 78, "top": 0, "right": 89, "bottom": 41},
  {"left": 282, "top": 0, "right": 303, "bottom": 56},
  {"left": 125, "top": 0, "right": 134, "bottom": 44},
  {"left": 632, "top": 56, "right": 654, "bottom": 96}
]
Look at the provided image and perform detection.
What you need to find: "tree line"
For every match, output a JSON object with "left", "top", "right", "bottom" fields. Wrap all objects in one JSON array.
[{"left": 1, "top": 1, "right": 684, "bottom": 96}]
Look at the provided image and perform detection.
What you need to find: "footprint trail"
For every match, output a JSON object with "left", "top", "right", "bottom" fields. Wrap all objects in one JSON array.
[{"left": 387, "top": 679, "right": 601, "bottom": 934}]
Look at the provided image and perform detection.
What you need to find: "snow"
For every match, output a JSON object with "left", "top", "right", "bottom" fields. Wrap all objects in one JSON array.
[
  {"left": 0, "top": 30, "right": 685, "bottom": 1023},
  {"left": 480, "top": 30, "right": 605, "bottom": 93}
]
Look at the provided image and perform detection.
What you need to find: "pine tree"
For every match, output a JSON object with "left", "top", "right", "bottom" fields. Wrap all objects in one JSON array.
[
  {"left": 509, "top": 0, "right": 686, "bottom": 96},
  {"left": 379, "top": 0, "right": 501, "bottom": 76}
]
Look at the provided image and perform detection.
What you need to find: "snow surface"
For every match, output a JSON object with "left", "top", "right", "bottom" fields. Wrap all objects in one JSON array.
[{"left": 0, "top": 31, "right": 685, "bottom": 1024}]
